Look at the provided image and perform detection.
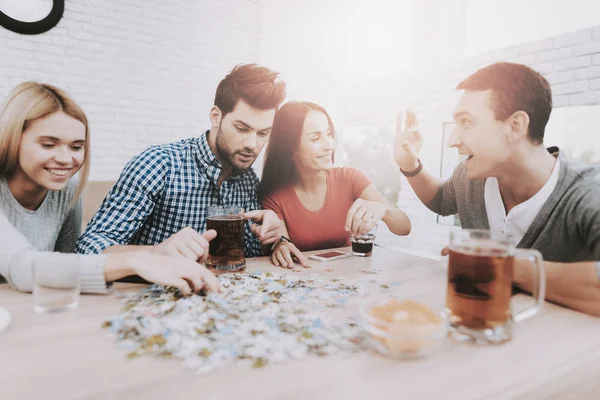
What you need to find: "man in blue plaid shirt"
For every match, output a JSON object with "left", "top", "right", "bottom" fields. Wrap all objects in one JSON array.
[{"left": 76, "top": 64, "right": 286, "bottom": 261}]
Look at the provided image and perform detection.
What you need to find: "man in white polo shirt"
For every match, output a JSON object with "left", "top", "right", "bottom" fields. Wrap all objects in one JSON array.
[
  {"left": 394, "top": 62, "right": 600, "bottom": 317},
  {"left": 483, "top": 148, "right": 560, "bottom": 244}
]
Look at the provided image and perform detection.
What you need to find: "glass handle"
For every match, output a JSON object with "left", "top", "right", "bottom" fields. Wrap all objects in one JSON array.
[{"left": 513, "top": 249, "right": 546, "bottom": 322}]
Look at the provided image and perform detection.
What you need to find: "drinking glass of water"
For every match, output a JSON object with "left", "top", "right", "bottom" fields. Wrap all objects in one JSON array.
[
  {"left": 33, "top": 255, "right": 80, "bottom": 313},
  {"left": 0, "top": 307, "right": 10, "bottom": 334}
]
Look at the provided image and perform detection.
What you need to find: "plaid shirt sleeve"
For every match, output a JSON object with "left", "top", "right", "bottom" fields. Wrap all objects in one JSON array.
[
  {"left": 75, "top": 147, "right": 169, "bottom": 254},
  {"left": 243, "top": 178, "right": 264, "bottom": 258}
]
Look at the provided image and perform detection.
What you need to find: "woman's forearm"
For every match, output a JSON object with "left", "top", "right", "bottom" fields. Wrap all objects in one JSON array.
[{"left": 382, "top": 206, "right": 412, "bottom": 236}]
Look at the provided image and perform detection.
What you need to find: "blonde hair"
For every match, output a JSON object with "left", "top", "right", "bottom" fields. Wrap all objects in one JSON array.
[{"left": 0, "top": 82, "right": 90, "bottom": 201}]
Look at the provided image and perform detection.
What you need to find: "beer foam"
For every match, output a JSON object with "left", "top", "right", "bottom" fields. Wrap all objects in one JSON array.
[{"left": 450, "top": 244, "right": 510, "bottom": 258}]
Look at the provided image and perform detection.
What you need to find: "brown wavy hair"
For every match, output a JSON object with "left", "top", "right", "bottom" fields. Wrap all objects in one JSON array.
[{"left": 214, "top": 64, "right": 286, "bottom": 117}]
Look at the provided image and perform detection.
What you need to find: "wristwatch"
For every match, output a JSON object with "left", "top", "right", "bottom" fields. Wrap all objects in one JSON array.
[
  {"left": 399, "top": 158, "right": 423, "bottom": 177},
  {"left": 270, "top": 235, "right": 292, "bottom": 253}
]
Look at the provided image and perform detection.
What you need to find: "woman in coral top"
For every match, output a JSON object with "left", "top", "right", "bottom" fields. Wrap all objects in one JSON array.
[{"left": 259, "top": 101, "right": 411, "bottom": 268}]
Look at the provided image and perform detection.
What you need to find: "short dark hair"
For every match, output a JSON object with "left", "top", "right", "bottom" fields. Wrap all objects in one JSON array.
[
  {"left": 456, "top": 62, "right": 552, "bottom": 144},
  {"left": 258, "top": 101, "right": 335, "bottom": 203},
  {"left": 214, "top": 64, "right": 286, "bottom": 116}
]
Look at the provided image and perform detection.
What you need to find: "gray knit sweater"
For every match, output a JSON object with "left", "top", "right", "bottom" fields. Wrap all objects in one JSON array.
[
  {"left": 426, "top": 148, "right": 600, "bottom": 264},
  {"left": 0, "top": 177, "right": 108, "bottom": 293}
]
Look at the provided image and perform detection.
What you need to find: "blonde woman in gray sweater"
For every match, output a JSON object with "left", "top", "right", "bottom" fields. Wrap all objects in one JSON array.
[{"left": 0, "top": 82, "right": 221, "bottom": 296}]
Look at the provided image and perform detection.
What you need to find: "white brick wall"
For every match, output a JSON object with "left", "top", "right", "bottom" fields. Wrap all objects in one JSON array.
[{"left": 0, "top": 0, "right": 260, "bottom": 180}]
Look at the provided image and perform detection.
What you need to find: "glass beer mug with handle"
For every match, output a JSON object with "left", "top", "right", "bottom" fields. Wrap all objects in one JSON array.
[
  {"left": 205, "top": 206, "right": 246, "bottom": 273},
  {"left": 445, "top": 229, "right": 545, "bottom": 344}
]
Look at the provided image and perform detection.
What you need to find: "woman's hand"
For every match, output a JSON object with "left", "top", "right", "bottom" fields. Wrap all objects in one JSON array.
[
  {"left": 127, "top": 252, "right": 223, "bottom": 296},
  {"left": 271, "top": 242, "right": 308, "bottom": 269},
  {"left": 345, "top": 199, "right": 390, "bottom": 235},
  {"left": 152, "top": 227, "right": 216, "bottom": 263}
]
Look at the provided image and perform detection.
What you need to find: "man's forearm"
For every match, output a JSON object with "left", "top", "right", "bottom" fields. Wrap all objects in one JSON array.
[
  {"left": 402, "top": 163, "right": 444, "bottom": 206},
  {"left": 514, "top": 260, "right": 600, "bottom": 317}
]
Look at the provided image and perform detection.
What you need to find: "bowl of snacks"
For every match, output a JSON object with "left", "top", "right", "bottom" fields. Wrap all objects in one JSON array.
[{"left": 358, "top": 297, "right": 448, "bottom": 358}]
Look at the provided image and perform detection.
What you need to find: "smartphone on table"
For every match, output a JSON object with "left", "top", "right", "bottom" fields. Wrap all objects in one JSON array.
[{"left": 308, "top": 251, "right": 352, "bottom": 262}]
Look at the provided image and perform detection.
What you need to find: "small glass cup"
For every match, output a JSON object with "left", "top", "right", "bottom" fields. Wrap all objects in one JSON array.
[
  {"left": 350, "top": 225, "right": 377, "bottom": 257},
  {"left": 205, "top": 206, "right": 246, "bottom": 273},
  {"left": 33, "top": 256, "right": 80, "bottom": 313}
]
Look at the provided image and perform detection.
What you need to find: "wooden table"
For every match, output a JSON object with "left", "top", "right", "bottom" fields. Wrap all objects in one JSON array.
[{"left": 1, "top": 247, "right": 599, "bottom": 400}]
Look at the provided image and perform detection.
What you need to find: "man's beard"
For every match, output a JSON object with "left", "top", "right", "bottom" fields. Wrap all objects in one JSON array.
[{"left": 215, "top": 125, "right": 256, "bottom": 173}]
